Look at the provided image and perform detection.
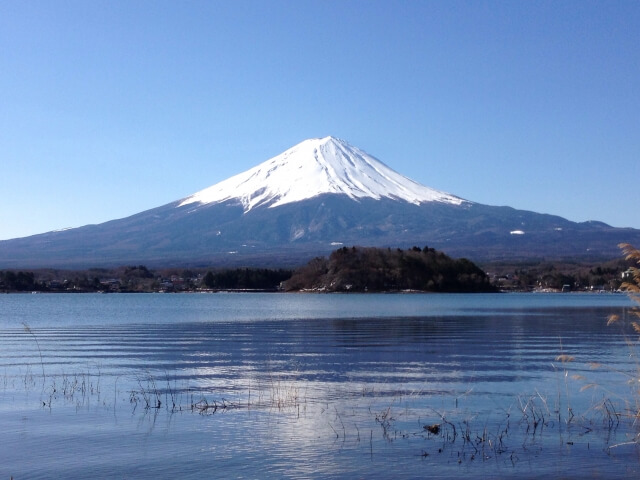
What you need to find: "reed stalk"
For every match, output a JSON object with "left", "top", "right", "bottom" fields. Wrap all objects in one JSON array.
[{"left": 22, "top": 322, "right": 45, "bottom": 384}]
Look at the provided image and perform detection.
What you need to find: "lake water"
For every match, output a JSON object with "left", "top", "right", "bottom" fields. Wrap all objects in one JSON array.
[{"left": 1, "top": 292, "right": 639, "bottom": 479}]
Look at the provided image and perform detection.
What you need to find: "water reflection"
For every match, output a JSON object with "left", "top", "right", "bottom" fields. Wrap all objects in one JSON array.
[{"left": 0, "top": 294, "right": 638, "bottom": 479}]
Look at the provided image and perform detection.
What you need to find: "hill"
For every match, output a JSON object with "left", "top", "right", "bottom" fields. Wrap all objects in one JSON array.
[{"left": 283, "top": 246, "right": 497, "bottom": 293}]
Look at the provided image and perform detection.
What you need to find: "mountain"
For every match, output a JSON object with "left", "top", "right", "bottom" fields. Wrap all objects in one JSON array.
[
  {"left": 178, "top": 136, "right": 465, "bottom": 211},
  {"left": 1, "top": 136, "right": 639, "bottom": 269}
]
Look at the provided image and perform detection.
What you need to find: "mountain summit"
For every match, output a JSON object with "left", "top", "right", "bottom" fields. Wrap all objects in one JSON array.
[
  {"left": 179, "top": 136, "right": 465, "bottom": 212},
  {"left": 1, "top": 137, "right": 639, "bottom": 268}
]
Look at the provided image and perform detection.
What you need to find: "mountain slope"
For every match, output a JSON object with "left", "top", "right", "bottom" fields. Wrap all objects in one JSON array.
[{"left": 1, "top": 137, "right": 639, "bottom": 268}]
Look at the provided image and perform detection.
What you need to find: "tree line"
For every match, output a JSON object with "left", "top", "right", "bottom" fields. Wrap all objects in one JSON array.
[
  {"left": 0, "top": 271, "right": 41, "bottom": 291},
  {"left": 0, "top": 266, "right": 292, "bottom": 293},
  {"left": 489, "top": 258, "right": 630, "bottom": 291},
  {"left": 201, "top": 268, "right": 292, "bottom": 290},
  {"left": 2, "top": 245, "right": 635, "bottom": 293},
  {"left": 283, "top": 245, "right": 497, "bottom": 293}
]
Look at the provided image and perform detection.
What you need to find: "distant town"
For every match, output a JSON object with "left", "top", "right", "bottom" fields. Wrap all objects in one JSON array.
[{"left": 0, "top": 265, "right": 292, "bottom": 294}]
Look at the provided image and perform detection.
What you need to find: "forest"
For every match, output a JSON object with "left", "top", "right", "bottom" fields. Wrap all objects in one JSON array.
[{"left": 283, "top": 245, "right": 497, "bottom": 293}]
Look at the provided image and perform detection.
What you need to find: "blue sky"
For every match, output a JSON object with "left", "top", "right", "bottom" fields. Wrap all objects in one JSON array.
[{"left": 1, "top": 0, "right": 639, "bottom": 241}]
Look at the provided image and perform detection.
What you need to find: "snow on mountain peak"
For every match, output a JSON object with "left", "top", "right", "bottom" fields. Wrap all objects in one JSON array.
[{"left": 178, "top": 136, "right": 466, "bottom": 212}]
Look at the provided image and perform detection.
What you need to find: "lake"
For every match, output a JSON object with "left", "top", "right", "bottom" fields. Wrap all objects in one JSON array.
[{"left": 1, "top": 292, "right": 639, "bottom": 479}]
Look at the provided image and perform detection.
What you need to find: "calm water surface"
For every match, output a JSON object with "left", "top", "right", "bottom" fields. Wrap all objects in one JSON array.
[{"left": 0, "top": 292, "right": 638, "bottom": 479}]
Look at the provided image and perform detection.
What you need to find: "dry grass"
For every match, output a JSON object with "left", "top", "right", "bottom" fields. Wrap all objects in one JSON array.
[{"left": 602, "top": 244, "right": 640, "bottom": 421}]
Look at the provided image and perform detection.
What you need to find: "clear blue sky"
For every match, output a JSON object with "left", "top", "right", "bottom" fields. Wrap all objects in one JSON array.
[{"left": 1, "top": 0, "right": 639, "bottom": 241}]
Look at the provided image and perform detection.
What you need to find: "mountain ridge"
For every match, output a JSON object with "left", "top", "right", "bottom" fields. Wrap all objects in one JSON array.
[{"left": 1, "top": 137, "right": 639, "bottom": 268}]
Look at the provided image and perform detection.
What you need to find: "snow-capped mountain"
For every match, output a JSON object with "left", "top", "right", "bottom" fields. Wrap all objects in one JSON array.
[
  {"left": 1, "top": 137, "right": 639, "bottom": 268},
  {"left": 179, "top": 136, "right": 465, "bottom": 212}
]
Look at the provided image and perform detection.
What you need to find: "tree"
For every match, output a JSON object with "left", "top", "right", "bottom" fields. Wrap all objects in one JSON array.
[
  {"left": 203, "top": 271, "right": 215, "bottom": 288},
  {"left": 620, "top": 243, "right": 640, "bottom": 296},
  {"left": 609, "top": 243, "right": 640, "bottom": 331},
  {"left": 619, "top": 243, "right": 640, "bottom": 324},
  {"left": 1, "top": 271, "right": 38, "bottom": 291}
]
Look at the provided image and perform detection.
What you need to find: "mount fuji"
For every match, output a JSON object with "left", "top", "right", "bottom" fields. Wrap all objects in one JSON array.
[
  {"left": 1, "top": 136, "right": 638, "bottom": 268},
  {"left": 178, "top": 136, "right": 465, "bottom": 212}
]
